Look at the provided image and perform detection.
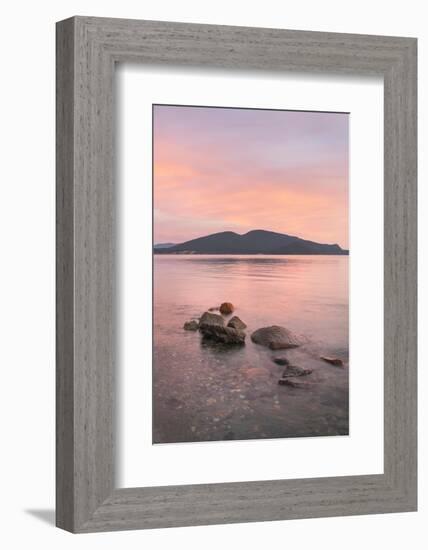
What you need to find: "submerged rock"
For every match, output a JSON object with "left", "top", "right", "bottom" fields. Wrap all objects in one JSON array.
[
  {"left": 282, "top": 365, "right": 313, "bottom": 378},
  {"left": 200, "top": 324, "right": 245, "bottom": 345},
  {"left": 227, "top": 316, "right": 247, "bottom": 330},
  {"left": 166, "top": 396, "right": 185, "bottom": 408},
  {"left": 272, "top": 357, "right": 290, "bottom": 366},
  {"left": 278, "top": 379, "right": 309, "bottom": 388},
  {"left": 320, "top": 356, "right": 344, "bottom": 367},
  {"left": 251, "top": 326, "right": 301, "bottom": 350},
  {"left": 183, "top": 320, "right": 199, "bottom": 331},
  {"left": 208, "top": 307, "right": 220, "bottom": 312},
  {"left": 244, "top": 367, "right": 270, "bottom": 380},
  {"left": 220, "top": 302, "right": 235, "bottom": 315},
  {"left": 199, "top": 312, "right": 225, "bottom": 330}
]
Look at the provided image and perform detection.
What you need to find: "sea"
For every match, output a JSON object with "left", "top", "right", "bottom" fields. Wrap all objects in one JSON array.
[{"left": 153, "top": 255, "right": 349, "bottom": 444}]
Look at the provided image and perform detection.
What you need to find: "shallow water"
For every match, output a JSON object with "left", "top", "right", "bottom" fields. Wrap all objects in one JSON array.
[{"left": 153, "top": 255, "right": 349, "bottom": 444}]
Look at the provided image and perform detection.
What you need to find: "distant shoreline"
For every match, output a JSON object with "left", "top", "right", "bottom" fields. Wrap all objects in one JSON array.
[{"left": 153, "top": 229, "right": 348, "bottom": 256}]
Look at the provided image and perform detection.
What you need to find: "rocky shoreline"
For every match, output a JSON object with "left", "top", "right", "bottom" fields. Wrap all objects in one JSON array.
[{"left": 183, "top": 301, "right": 346, "bottom": 388}]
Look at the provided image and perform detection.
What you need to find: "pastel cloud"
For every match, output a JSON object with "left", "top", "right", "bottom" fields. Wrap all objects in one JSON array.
[{"left": 153, "top": 105, "right": 349, "bottom": 248}]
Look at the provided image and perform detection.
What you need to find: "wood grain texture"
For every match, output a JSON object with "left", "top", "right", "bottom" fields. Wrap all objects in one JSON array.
[
  {"left": 56, "top": 18, "right": 75, "bottom": 532},
  {"left": 56, "top": 16, "right": 417, "bottom": 533}
]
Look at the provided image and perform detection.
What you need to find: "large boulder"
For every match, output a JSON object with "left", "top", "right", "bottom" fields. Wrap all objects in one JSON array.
[
  {"left": 219, "top": 302, "right": 235, "bottom": 315},
  {"left": 227, "top": 316, "right": 247, "bottom": 330},
  {"left": 251, "top": 325, "right": 301, "bottom": 350},
  {"left": 200, "top": 324, "right": 245, "bottom": 345},
  {"left": 199, "top": 312, "right": 225, "bottom": 331}
]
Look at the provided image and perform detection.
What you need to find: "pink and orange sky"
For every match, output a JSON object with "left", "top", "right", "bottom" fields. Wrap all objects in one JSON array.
[{"left": 153, "top": 105, "right": 349, "bottom": 249}]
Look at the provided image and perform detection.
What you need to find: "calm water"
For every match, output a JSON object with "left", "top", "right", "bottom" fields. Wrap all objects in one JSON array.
[{"left": 153, "top": 255, "right": 349, "bottom": 444}]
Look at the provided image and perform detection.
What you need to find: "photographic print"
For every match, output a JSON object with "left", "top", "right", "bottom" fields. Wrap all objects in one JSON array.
[{"left": 153, "top": 104, "right": 349, "bottom": 444}]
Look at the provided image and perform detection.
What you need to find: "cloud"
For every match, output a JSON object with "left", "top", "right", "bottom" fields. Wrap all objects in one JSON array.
[{"left": 153, "top": 105, "right": 348, "bottom": 248}]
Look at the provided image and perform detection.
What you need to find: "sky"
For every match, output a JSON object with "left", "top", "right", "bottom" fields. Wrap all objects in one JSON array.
[{"left": 153, "top": 105, "right": 349, "bottom": 249}]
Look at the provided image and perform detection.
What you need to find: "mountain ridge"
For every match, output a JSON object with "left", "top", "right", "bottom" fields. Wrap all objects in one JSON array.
[{"left": 154, "top": 229, "right": 348, "bottom": 255}]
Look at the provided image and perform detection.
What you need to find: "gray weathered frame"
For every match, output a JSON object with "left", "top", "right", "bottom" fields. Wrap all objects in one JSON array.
[{"left": 56, "top": 16, "right": 417, "bottom": 533}]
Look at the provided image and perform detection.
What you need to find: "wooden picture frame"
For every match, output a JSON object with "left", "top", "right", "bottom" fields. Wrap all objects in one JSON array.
[{"left": 56, "top": 16, "right": 417, "bottom": 533}]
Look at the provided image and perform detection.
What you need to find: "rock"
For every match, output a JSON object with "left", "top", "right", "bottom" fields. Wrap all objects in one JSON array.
[
  {"left": 320, "top": 356, "right": 344, "bottom": 367},
  {"left": 251, "top": 326, "right": 301, "bottom": 350},
  {"left": 199, "top": 311, "right": 225, "bottom": 330},
  {"left": 272, "top": 357, "right": 290, "bottom": 366},
  {"left": 208, "top": 307, "right": 219, "bottom": 311},
  {"left": 282, "top": 365, "right": 312, "bottom": 378},
  {"left": 166, "top": 396, "right": 185, "bottom": 408},
  {"left": 183, "top": 320, "right": 199, "bottom": 331},
  {"left": 244, "top": 367, "right": 270, "bottom": 380},
  {"left": 227, "top": 316, "right": 247, "bottom": 330},
  {"left": 200, "top": 324, "right": 245, "bottom": 345},
  {"left": 278, "top": 379, "right": 309, "bottom": 388},
  {"left": 219, "top": 302, "right": 235, "bottom": 315}
]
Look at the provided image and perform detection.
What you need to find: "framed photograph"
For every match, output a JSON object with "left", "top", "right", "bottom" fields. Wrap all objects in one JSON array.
[
  {"left": 56, "top": 16, "right": 417, "bottom": 532},
  {"left": 151, "top": 103, "right": 350, "bottom": 445}
]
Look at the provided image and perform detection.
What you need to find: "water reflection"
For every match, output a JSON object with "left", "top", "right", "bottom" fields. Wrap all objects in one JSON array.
[
  {"left": 153, "top": 255, "right": 349, "bottom": 444},
  {"left": 185, "top": 257, "right": 291, "bottom": 265}
]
